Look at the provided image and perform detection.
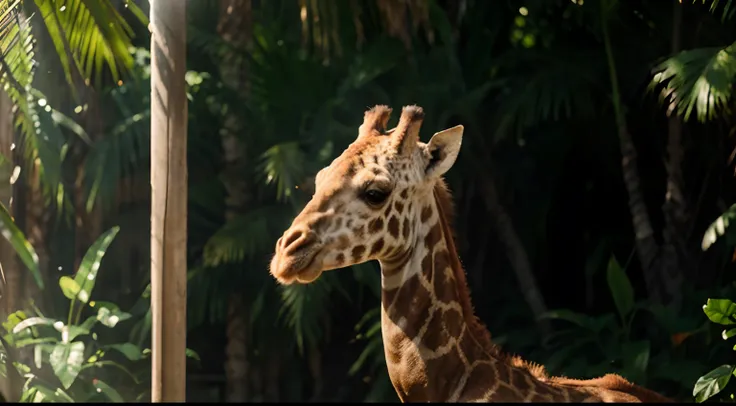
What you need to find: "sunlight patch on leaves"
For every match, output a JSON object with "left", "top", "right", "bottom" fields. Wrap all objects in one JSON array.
[
  {"left": 701, "top": 204, "right": 736, "bottom": 251},
  {"left": 33, "top": 0, "right": 148, "bottom": 88},
  {"left": 651, "top": 41, "right": 736, "bottom": 123}
]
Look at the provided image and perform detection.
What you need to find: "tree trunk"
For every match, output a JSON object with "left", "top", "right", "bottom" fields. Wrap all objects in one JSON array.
[
  {"left": 477, "top": 176, "right": 551, "bottom": 338},
  {"left": 601, "top": 6, "right": 664, "bottom": 304},
  {"left": 216, "top": 0, "right": 253, "bottom": 402},
  {"left": 150, "top": 0, "right": 188, "bottom": 401},
  {"left": 659, "top": 0, "right": 687, "bottom": 310},
  {"left": 224, "top": 295, "right": 249, "bottom": 402}
]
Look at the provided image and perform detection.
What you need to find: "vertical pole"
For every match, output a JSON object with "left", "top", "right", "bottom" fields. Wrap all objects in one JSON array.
[{"left": 150, "top": 0, "right": 187, "bottom": 402}]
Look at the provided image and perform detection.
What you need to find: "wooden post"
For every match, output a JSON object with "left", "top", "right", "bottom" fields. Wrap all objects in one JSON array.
[{"left": 150, "top": 0, "right": 187, "bottom": 402}]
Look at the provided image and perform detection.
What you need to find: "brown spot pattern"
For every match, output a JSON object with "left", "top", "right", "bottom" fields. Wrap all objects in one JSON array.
[
  {"left": 395, "top": 201, "right": 404, "bottom": 212},
  {"left": 370, "top": 238, "right": 385, "bottom": 256},
  {"left": 442, "top": 308, "right": 464, "bottom": 339},
  {"left": 353, "top": 225, "right": 365, "bottom": 238},
  {"left": 421, "top": 310, "right": 450, "bottom": 352},
  {"left": 432, "top": 250, "right": 456, "bottom": 303},
  {"left": 460, "top": 363, "right": 498, "bottom": 401},
  {"left": 400, "top": 189, "right": 409, "bottom": 199},
  {"left": 458, "top": 328, "right": 489, "bottom": 364},
  {"left": 421, "top": 205, "right": 433, "bottom": 223},
  {"left": 402, "top": 217, "right": 410, "bottom": 239},
  {"left": 352, "top": 245, "right": 366, "bottom": 261},
  {"left": 424, "top": 223, "right": 442, "bottom": 248},
  {"left": 488, "top": 382, "right": 521, "bottom": 402},
  {"left": 391, "top": 275, "right": 432, "bottom": 339},
  {"left": 423, "top": 346, "right": 465, "bottom": 399},
  {"left": 369, "top": 218, "right": 384, "bottom": 233},
  {"left": 388, "top": 216, "right": 400, "bottom": 238},
  {"left": 335, "top": 253, "right": 345, "bottom": 265},
  {"left": 336, "top": 235, "right": 350, "bottom": 250},
  {"left": 510, "top": 369, "right": 531, "bottom": 392}
]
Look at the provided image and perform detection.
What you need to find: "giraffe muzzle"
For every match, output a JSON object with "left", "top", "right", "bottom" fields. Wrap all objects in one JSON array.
[{"left": 270, "top": 227, "right": 325, "bottom": 285}]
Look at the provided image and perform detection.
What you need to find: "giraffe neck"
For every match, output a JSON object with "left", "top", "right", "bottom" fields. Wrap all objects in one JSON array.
[{"left": 377, "top": 182, "right": 513, "bottom": 402}]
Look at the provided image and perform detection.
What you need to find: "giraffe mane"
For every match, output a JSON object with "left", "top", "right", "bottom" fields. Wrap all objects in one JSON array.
[{"left": 432, "top": 179, "right": 550, "bottom": 381}]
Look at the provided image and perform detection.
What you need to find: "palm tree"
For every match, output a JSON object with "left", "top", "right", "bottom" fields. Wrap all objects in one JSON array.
[{"left": 0, "top": 0, "right": 148, "bottom": 311}]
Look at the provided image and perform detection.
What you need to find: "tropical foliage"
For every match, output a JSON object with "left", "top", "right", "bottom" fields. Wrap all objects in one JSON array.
[{"left": 0, "top": 0, "right": 735, "bottom": 403}]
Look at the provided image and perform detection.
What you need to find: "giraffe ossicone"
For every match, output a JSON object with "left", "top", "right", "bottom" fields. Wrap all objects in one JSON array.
[{"left": 270, "top": 105, "right": 672, "bottom": 403}]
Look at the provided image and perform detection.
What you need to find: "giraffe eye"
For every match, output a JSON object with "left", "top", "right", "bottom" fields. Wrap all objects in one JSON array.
[{"left": 362, "top": 189, "right": 389, "bottom": 206}]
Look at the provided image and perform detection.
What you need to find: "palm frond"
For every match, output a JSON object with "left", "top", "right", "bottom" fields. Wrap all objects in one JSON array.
[
  {"left": 0, "top": 0, "right": 34, "bottom": 92},
  {"left": 702, "top": 204, "right": 736, "bottom": 251},
  {"left": 84, "top": 47, "right": 150, "bottom": 213},
  {"left": 32, "top": 0, "right": 148, "bottom": 88},
  {"left": 650, "top": 41, "right": 736, "bottom": 123},
  {"left": 349, "top": 305, "right": 395, "bottom": 402},
  {"left": 492, "top": 49, "right": 602, "bottom": 139},
  {"left": 202, "top": 205, "right": 292, "bottom": 268},
  {"left": 259, "top": 142, "right": 307, "bottom": 204},
  {"left": 278, "top": 272, "right": 341, "bottom": 355},
  {"left": 697, "top": 0, "right": 736, "bottom": 22},
  {"left": 1, "top": 2, "right": 78, "bottom": 220}
]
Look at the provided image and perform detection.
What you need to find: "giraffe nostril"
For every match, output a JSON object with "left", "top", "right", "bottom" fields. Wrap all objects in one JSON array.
[
  {"left": 283, "top": 230, "right": 303, "bottom": 249},
  {"left": 282, "top": 229, "right": 317, "bottom": 254}
]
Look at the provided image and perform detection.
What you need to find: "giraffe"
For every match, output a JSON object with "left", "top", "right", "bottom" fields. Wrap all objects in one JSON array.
[{"left": 269, "top": 105, "right": 673, "bottom": 403}]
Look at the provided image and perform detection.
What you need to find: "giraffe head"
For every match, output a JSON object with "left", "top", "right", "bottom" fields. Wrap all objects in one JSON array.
[{"left": 270, "top": 105, "right": 463, "bottom": 284}]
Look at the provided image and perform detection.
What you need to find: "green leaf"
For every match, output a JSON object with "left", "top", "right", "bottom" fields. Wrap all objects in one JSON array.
[
  {"left": 538, "top": 309, "right": 589, "bottom": 327},
  {"left": 622, "top": 340, "right": 651, "bottom": 374},
  {"left": 723, "top": 328, "right": 736, "bottom": 340},
  {"left": 3, "top": 310, "right": 27, "bottom": 333},
  {"left": 26, "top": 382, "right": 72, "bottom": 403},
  {"left": 49, "top": 342, "right": 85, "bottom": 389},
  {"left": 651, "top": 41, "right": 736, "bottom": 123},
  {"left": 73, "top": 226, "right": 120, "bottom": 303},
  {"left": 93, "top": 302, "right": 131, "bottom": 328},
  {"left": 693, "top": 364, "right": 735, "bottom": 402},
  {"left": 11, "top": 317, "right": 55, "bottom": 334},
  {"left": 701, "top": 204, "right": 736, "bottom": 251},
  {"left": 13, "top": 337, "right": 58, "bottom": 348},
  {"left": 0, "top": 201, "right": 42, "bottom": 289},
  {"left": 32, "top": 0, "right": 144, "bottom": 87},
  {"left": 63, "top": 324, "right": 91, "bottom": 343},
  {"left": 699, "top": 0, "right": 736, "bottom": 21},
  {"left": 703, "top": 299, "right": 736, "bottom": 325},
  {"left": 606, "top": 256, "right": 634, "bottom": 320},
  {"left": 92, "top": 378, "right": 124, "bottom": 402},
  {"left": 106, "top": 343, "right": 142, "bottom": 361},
  {"left": 186, "top": 348, "right": 200, "bottom": 361},
  {"left": 58, "top": 276, "right": 82, "bottom": 301}
]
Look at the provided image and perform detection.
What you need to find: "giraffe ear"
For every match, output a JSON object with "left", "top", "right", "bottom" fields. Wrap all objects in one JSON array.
[{"left": 424, "top": 125, "right": 463, "bottom": 179}]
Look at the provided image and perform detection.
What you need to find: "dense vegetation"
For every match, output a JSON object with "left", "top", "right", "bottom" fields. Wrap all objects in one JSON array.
[{"left": 0, "top": 0, "right": 736, "bottom": 402}]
